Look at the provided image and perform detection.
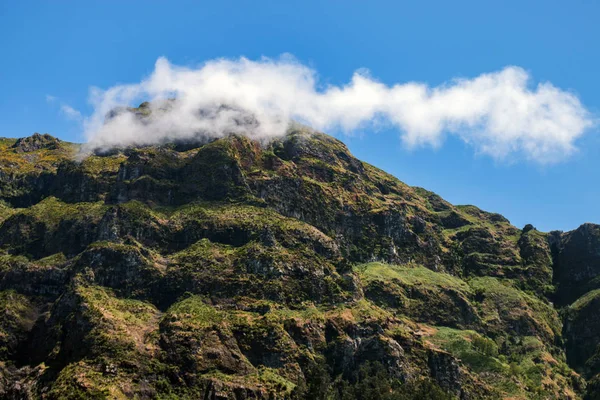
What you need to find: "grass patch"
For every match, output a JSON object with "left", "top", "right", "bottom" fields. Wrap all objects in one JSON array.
[
  {"left": 355, "top": 262, "right": 470, "bottom": 292},
  {"left": 80, "top": 154, "right": 126, "bottom": 176},
  {"left": 163, "top": 295, "right": 223, "bottom": 329},
  {"left": 469, "top": 277, "right": 561, "bottom": 338},
  {"left": 36, "top": 252, "right": 67, "bottom": 266},
  {"left": 326, "top": 299, "right": 393, "bottom": 325},
  {"left": 428, "top": 326, "right": 505, "bottom": 374},
  {"left": 0, "top": 200, "right": 16, "bottom": 223},
  {"left": 23, "top": 196, "right": 106, "bottom": 227},
  {"left": 569, "top": 288, "right": 600, "bottom": 311},
  {"left": 79, "top": 285, "right": 159, "bottom": 327}
]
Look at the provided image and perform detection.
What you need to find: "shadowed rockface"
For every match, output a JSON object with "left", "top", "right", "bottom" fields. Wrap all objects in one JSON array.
[{"left": 0, "top": 122, "right": 599, "bottom": 399}]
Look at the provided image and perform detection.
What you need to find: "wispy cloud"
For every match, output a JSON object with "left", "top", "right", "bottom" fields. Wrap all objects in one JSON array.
[
  {"left": 60, "top": 104, "right": 82, "bottom": 121},
  {"left": 47, "top": 94, "right": 83, "bottom": 122},
  {"left": 82, "top": 55, "right": 594, "bottom": 163}
]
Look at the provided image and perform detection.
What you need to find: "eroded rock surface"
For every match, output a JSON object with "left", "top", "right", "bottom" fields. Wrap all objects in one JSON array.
[{"left": 0, "top": 127, "right": 597, "bottom": 399}]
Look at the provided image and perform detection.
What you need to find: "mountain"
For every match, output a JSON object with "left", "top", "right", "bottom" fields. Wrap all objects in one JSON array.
[{"left": 0, "top": 122, "right": 600, "bottom": 399}]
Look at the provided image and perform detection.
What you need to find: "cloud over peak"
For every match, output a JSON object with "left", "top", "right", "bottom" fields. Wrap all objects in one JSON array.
[{"left": 82, "top": 55, "right": 594, "bottom": 163}]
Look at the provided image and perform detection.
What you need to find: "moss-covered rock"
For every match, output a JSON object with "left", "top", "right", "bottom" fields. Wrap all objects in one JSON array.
[
  {"left": 0, "top": 129, "right": 592, "bottom": 399},
  {"left": 565, "top": 289, "right": 600, "bottom": 379},
  {"left": 0, "top": 290, "right": 37, "bottom": 360},
  {"left": 356, "top": 262, "right": 479, "bottom": 329}
]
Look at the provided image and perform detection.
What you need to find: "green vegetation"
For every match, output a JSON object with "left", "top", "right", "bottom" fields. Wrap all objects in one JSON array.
[
  {"left": 0, "top": 200, "right": 15, "bottom": 223},
  {"left": 163, "top": 295, "right": 222, "bottom": 329},
  {"left": 0, "top": 133, "right": 78, "bottom": 173},
  {"left": 73, "top": 285, "right": 160, "bottom": 362},
  {"left": 47, "top": 362, "right": 118, "bottom": 399},
  {"left": 469, "top": 277, "right": 561, "bottom": 339},
  {"left": 328, "top": 299, "right": 394, "bottom": 325},
  {"left": 427, "top": 327, "right": 503, "bottom": 373},
  {"left": 569, "top": 288, "right": 600, "bottom": 312},
  {"left": 80, "top": 153, "right": 126, "bottom": 176},
  {"left": 22, "top": 196, "right": 106, "bottom": 227},
  {"left": 292, "top": 360, "right": 454, "bottom": 400},
  {"left": 0, "top": 131, "right": 592, "bottom": 398},
  {"left": 36, "top": 252, "right": 67, "bottom": 266},
  {"left": 355, "top": 262, "right": 470, "bottom": 291},
  {"left": 0, "top": 290, "right": 36, "bottom": 359}
]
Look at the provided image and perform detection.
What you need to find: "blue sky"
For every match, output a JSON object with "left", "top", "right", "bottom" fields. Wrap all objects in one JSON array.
[{"left": 0, "top": 1, "right": 598, "bottom": 232}]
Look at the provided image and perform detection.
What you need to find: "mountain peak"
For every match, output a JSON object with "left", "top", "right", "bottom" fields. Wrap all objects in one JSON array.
[{"left": 11, "top": 132, "right": 62, "bottom": 153}]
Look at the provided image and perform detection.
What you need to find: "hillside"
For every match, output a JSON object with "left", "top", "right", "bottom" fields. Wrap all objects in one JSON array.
[{"left": 0, "top": 125, "right": 600, "bottom": 399}]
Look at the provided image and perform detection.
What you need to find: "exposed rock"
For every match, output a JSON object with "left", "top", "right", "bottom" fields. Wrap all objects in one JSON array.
[
  {"left": 11, "top": 133, "right": 61, "bottom": 153},
  {"left": 0, "top": 127, "right": 595, "bottom": 399},
  {"left": 553, "top": 223, "right": 600, "bottom": 306}
]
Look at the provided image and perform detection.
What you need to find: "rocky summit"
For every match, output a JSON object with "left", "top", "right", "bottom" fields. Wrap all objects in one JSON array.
[{"left": 1, "top": 121, "right": 600, "bottom": 399}]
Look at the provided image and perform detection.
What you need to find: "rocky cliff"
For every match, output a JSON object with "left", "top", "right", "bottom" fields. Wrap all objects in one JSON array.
[{"left": 0, "top": 120, "right": 599, "bottom": 399}]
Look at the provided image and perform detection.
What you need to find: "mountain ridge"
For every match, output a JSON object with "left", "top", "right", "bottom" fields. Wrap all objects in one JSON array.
[{"left": 0, "top": 127, "right": 599, "bottom": 399}]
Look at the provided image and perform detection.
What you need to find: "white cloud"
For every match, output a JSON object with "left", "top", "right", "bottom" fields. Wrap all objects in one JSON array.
[
  {"left": 47, "top": 95, "right": 83, "bottom": 122},
  {"left": 60, "top": 104, "right": 82, "bottom": 121},
  {"left": 82, "top": 56, "right": 594, "bottom": 163}
]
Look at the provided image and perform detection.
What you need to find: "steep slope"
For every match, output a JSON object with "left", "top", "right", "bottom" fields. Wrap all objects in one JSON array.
[{"left": 0, "top": 125, "right": 597, "bottom": 399}]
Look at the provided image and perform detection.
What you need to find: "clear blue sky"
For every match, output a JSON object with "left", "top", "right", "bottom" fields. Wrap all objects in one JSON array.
[{"left": 0, "top": 1, "right": 598, "bottom": 232}]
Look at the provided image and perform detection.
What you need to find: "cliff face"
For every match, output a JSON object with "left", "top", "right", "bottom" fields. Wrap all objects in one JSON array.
[
  {"left": 0, "top": 126, "right": 598, "bottom": 399},
  {"left": 553, "top": 224, "right": 600, "bottom": 396}
]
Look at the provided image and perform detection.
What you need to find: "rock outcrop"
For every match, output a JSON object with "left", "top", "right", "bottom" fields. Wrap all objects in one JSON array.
[{"left": 0, "top": 125, "right": 597, "bottom": 399}]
